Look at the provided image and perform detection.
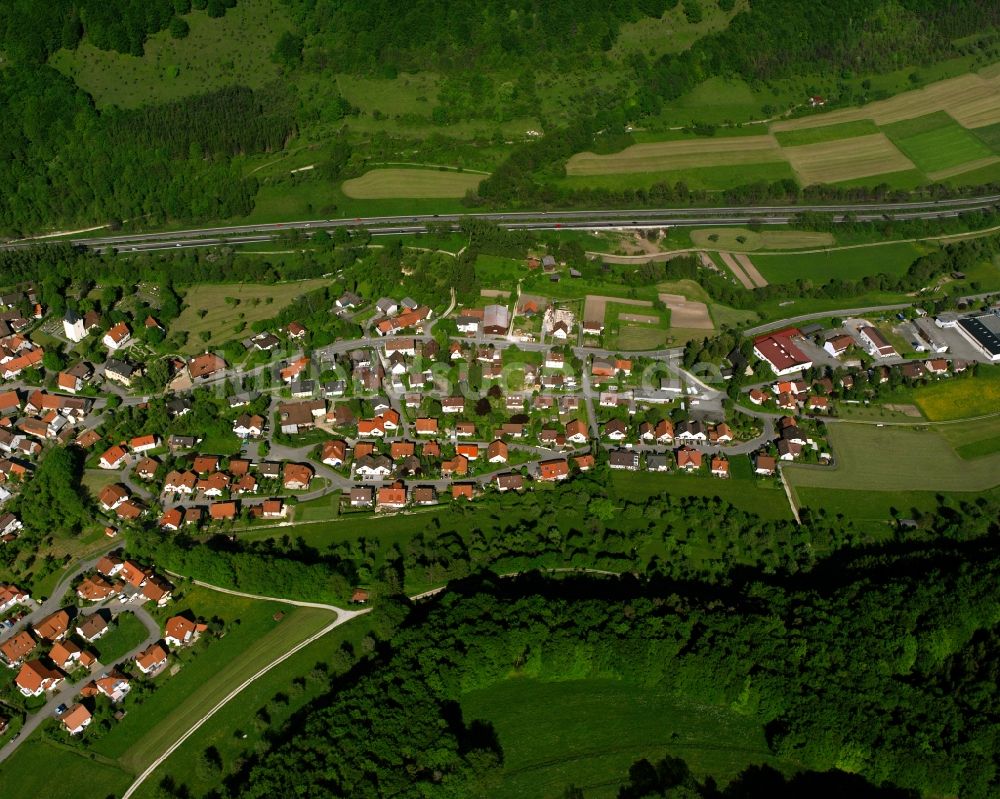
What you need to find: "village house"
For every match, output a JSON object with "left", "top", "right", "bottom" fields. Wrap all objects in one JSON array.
[
  {"left": 95, "top": 672, "right": 131, "bottom": 702},
  {"left": 278, "top": 399, "right": 326, "bottom": 434},
  {"left": 321, "top": 439, "right": 348, "bottom": 467},
  {"left": 676, "top": 447, "right": 703, "bottom": 472},
  {"left": 377, "top": 484, "right": 407, "bottom": 510},
  {"left": 209, "top": 502, "right": 238, "bottom": 522},
  {"left": 487, "top": 440, "right": 509, "bottom": 464},
  {"left": 608, "top": 450, "right": 640, "bottom": 471},
  {"left": 102, "top": 321, "right": 131, "bottom": 350},
  {"left": 538, "top": 459, "right": 569, "bottom": 481},
  {"left": 283, "top": 463, "right": 314, "bottom": 490},
  {"left": 76, "top": 613, "right": 109, "bottom": 642},
  {"left": 0, "top": 630, "right": 36, "bottom": 666},
  {"left": 354, "top": 455, "right": 393, "bottom": 480},
  {"left": 441, "top": 455, "right": 469, "bottom": 477},
  {"left": 33, "top": 609, "right": 70, "bottom": 641},
  {"left": 15, "top": 659, "right": 63, "bottom": 696},
  {"left": 187, "top": 353, "right": 227, "bottom": 381},
  {"left": 233, "top": 414, "right": 265, "bottom": 439},
  {"left": 49, "top": 639, "right": 84, "bottom": 671},
  {"left": 711, "top": 458, "right": 730, "bottom": 478},
  {"left": 99, "top": 445, "right": 129, "bottom": 470},
  {"left": 452, "top": 483, "right": 475, "bottom": 501},
  {"left": 754, "top": 454, "right": 777, "bottom": 476},
  {"left": 61, "top": 703, "right": 92, "bottom": 735},
  {"left": 76, "top": 575, "right": 118, "bottom": 602},
  {"left": 495, "top": 473, "right": 524, "bottom": 492},
  {"left": 135, "top": 643, "right": 169, "bottom": 675},
  {"left": 603, "top": 419, "right": 628, "bottom": 441},
  {"left": 349, "top": 487, "right": 374, "bottom": 507},
  {"left": 165, "top": 615, "right": 204, "bottom": 647}
]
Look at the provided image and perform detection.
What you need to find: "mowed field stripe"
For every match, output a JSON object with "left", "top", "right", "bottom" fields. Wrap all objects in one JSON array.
[
  {"left": 565, "top": 135, "right": 783, "bottom": 175},
  {"left": 718, "top": 251, "right": 754, "bottom": 289},
  {"left": 783, "top": 133, "right": 916, "bottom": 185},
  {"left": 733, "top": 252, "right": 768, "bottom": 287},
  {"left": 928, "top": 155, "right": 1000, "bottom": 181}
]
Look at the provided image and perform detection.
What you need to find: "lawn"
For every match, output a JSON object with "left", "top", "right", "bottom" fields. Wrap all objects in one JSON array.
[
  {"left": 475, "top": 254, "right": 525, "bottom": 291},
  {"left": 49, "top": 1, "right": 291, "bottom": 108},
  {"left": 751, "top": 241, "right": 926, "bottom": 284},
  {"left": 81, "top": 468, "right": 121, "bottom": 499},
  {"left": 293, "top": 490, "right": 342, "bottom": 522},
  {"left": 773, "top": 120, "right": 880, "bottom": 147},
  {"left": 909, "top": 369, "right": 1000, "bottom": 420},
  {"left": 883, "top": 112, "right": 997, "bottom": 177},
  {"left": 689, "top": 228, "right": 835, "bottom": 251},
  {"left": 794, "top": 486, "right": 981, "bottom": 524},
  {"left": 91, "top": 587, "right": 325, "bottom": 767},
  {"left": 605, "top": 301, "right": 671, "bottom": 350},
  {"left": 0, "top": 739, "right": 132, "bottom": 799},
  {"left": 131, "top": 614, "right": 377, "bottom": 799},
  {"left": 784, "top": 423, "right": 1000, "bottom": 494},
  {"left": 615, "top": 325, "right": 669, "bottom": 349},
  {"left": 171, "top": 279, "right": 328, "bottom": 353},
  {"left": 341, "top": 168, "right": 485, "bottom": 199},
  {"left": 461, "top": 678, "right": 791, "bottom": 799},
  {"left": 611, "top": 471, "right": 792, "bottom": 521},
  {"left": 93, "top": 611, "right": 150, "bottom": 663}
]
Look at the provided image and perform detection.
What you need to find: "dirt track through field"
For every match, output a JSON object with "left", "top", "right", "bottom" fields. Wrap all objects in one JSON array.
[
  {"left": 733, "top": 252, "right": 768, "bottom": 287},
  {"left": 619, "top": 313, "right": 660, "bottom": 324},
  {"left": 718, "top": 251, "right": 755, "bottom": 289}
]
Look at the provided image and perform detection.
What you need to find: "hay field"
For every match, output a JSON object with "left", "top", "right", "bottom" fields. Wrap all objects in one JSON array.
[
  {"left": 342, "top": 168, "right": 485, "bottom": 198},
  {"left": 565, "top": 135, "right": 783, "bottom": 175},
  {"left": 783, "top": 133, "right": 916, "bottom": 185},
  {"left": 772, "top": 72, "right": 1000, "bottom": 132},
  {"left": 659, "top": 293, "right": 713, "bottom": 329},
  {"left": 690, "top": 228, "right": 835, "bottom": 251}
]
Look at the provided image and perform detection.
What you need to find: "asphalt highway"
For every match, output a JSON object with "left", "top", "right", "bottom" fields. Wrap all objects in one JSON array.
[{"left": 4, "top": 194, "right": 999, "bottom": 253}]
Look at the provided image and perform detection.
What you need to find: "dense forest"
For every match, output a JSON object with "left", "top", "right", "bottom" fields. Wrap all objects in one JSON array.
[
  {"left": 208, "top": 525, "right": 1000, "bottom": 799},
  {"left": 0, "top": 0, "right": 998, "bottom": 233}
]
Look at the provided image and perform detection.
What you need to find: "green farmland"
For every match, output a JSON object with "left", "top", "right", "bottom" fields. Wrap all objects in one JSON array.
[
  {"left": 750, "top": 241, "right": 927, "bottom": 284},
  {"left": 785, "top": 423, "right": 1000, "bottom": 495}
]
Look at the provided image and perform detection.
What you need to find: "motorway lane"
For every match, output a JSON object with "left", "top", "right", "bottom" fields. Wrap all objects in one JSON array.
[{"left": 4, "top": 195, "right": 999, "bottom": 252}]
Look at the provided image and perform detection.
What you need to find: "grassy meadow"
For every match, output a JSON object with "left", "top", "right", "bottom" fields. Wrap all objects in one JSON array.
[
  {"left": 785, "top": 423, "right": 1000, "bottom": 494},
  {"left": 751, "top": 241, "right": 926, "bottom": 284},
  {"left": 342, "top": 168, "right": 485, "bottom": 199},
  {"left": 172, "top": 279, "right": 328, "bottom": 353},
  {"left": 461, "top": 678, "right": 790, "bottom": 799},
  {"left": 50, "top": 1, "right": 291, "bottom": 108}
]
